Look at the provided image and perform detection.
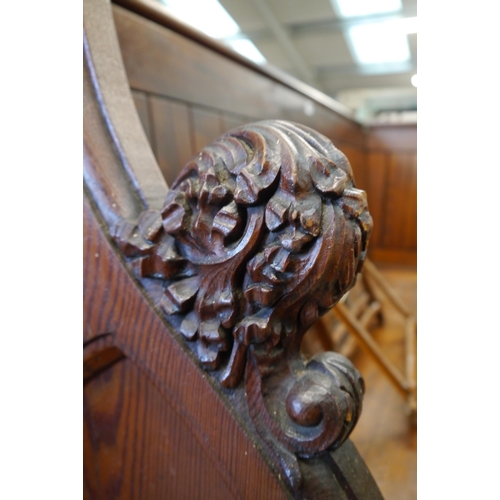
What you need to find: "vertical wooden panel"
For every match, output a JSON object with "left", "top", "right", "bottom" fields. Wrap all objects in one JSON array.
[
  {"left": 381, "top": 153, "right": 412, "bottom": 249},
  {"left": 131, "top": 90, "right": 152, "bottom": 145},
  {"left": 84, "top": 357, "right": 236, "bottom": 500},
  {"left": 191, "top": 106, "right": 226, "bottom": 152},
  {"left": 149, "top": 96, "right": 193, "bottom": 187},
  {"left": 222, "top": 113, "right": 250, "bottom": 132},
  {"left": 403, "top": 153, "right": 417, "bottom": 250},
  {"left": 365, "top": 151, "right": 388, "bottom": 250}
]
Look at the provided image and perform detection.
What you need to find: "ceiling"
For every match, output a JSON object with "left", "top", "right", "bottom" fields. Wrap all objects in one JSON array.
[{"left": 158, "top": 0, "right": 417, "bottom": 125}]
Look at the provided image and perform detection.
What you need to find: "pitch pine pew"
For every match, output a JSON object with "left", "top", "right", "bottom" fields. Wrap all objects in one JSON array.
[{"left": 83, "top": 0, "right": 385, "bottom": 497}]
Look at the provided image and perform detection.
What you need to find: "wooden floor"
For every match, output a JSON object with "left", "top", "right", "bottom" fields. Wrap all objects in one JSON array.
[{"left": 304, "top": 262, "right": 417, "bottom": 500}]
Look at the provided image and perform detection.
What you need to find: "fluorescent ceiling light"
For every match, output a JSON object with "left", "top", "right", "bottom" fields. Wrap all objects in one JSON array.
[
  {"left": 347, "top": 20, "right": 411, "bottom": 64},
  {"left": 333, "top": 0, "right": 402, "bottom": 18},
  {"left": 160, "top": 0, "right": 239, "bottom": 38},
  {"left": 226, "top": 39, "right": 267, "bottom": 65},
  {"left": 411, "top": 74, "right": 417, "bottom": 87},
  {"left": 397, "top": 17, "right": 417, "bottom": 34}
]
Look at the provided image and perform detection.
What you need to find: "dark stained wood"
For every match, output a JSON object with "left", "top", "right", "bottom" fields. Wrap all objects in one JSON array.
[
  {"left": 369, "top": 248, "right": 417, "bottom": 266},
  {"left": 363, "top": 126, "right": 417, "bottom": 264},
  {"left": 364, "top": 151, "right": 388, "bottom": 250},
  {"left": 111, "top": 121, "right": 376, "bottom": 483},
  {"left": 84, "top": 357, "right": 236, "bottom": 500},
  {"left": 380, "top": 152, "right": 417, "bottom": 251},
  {"left": 84, "top": 195, "right": 289, "bottom": 499},
  {"left": 84, "top": 0, "right": 386, "bottom": 497}
]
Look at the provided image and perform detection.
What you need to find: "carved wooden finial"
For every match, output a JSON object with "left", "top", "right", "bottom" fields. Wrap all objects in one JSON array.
[{"left": 113, "top": 119, "right": 372, "bottom": 491}]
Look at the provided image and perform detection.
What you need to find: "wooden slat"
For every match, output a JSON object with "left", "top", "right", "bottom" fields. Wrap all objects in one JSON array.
[
  {"left": 191, "top": 106, "right": 226, "bottom": 152},
  {"left": 333, "top": 303, "right": 409, "bottom": 397},
  {"left": 349, "top": 263, "right": 416, "bottom": 500},
  {"left": 363, "top": 259, "right": 413, "bottom": 318},
  {"left": 381, "top": 152, "right": 410, "bottom": 249},
  {"left": 365, "top": 151, "right": 388, "bottom": 249},
  {"left": 405, "top": 316, "right": 417, "bottom": 394},
  {"left": 336, "top": 300, "right": 382, "bottom": 359},
  {"left": 148, "top": 96, "right": 193, "bottom": 187},
  {"left": 404, "top": 153, "right": 417, "bottom": 250}
]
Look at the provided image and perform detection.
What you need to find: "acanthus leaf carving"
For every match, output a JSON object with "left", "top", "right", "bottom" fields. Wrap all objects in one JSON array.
[{"left": 112, "top": 119, "right": 373, "bottom": 494}]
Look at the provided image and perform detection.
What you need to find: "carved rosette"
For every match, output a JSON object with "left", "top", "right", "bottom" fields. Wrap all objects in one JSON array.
[{"left": 113, "top": 120, "right": 372, "bottom": 489}]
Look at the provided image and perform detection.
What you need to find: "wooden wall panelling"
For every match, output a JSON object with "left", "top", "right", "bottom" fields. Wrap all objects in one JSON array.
[
  {"left": 222, "top": 113, "right": 251, "bottom": 133},
  {"left": 404, "top": 153, "right": 417, "bottom": 250},
  {"left": 84, "top": 357, "right": 236, "bottom": 500},
  {"left": 365, "top": 125, "right": 417, "bottom": 264},
  {"left": 190, "top": 105, "right": 226, "bottom": 152},
  {"left": 367, "top": 125, "right": 417, "bottom": 151},
  {"left": 148, "top": 96, "right": 193, "bottom": 187},
  {"left": 364, "top": 151, "right": 388, "bottom": 250},
  {"left": 112, "top": 5, "right": 365, "bottom": 149},
  {"left": 381, "top": 152, "right": 416, "bottom": 251}
]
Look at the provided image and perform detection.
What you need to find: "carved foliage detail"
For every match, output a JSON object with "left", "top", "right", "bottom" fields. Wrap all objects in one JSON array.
[{"left": 112, "top": 120, "right": 372, "bottom": 473}]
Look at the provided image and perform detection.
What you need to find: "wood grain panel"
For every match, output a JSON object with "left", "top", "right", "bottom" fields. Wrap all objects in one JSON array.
[
  {"left": 84, "top": 357, "right": 235, "bottom": 500},
  {"left": 363, "top": 151, "right": 388, "bottom": 250},
  {"left": 364, "top": 126, "right": 417, "bottom": 263},
  {"left": 403, "top": 153, "right": 417, "bottom": 250},
  {"left": 379, "top": 153, "right": 415, "bottom": 253},
  {"left": 148, "top": 96, "right": 193, "bottom": 187},
  {"left": 367, "top": 125, "right": 417, "bottom": 150},
  {"left": 190, "top": 106, "right": 225, "bottom": 152},
  {"left": 381, "top": 152, "right": 409, "bottom": 249}
]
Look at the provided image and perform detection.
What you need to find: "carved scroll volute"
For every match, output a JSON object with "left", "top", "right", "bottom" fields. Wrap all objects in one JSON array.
[{"left": 112, "top": 120, "right": 373, "bottom": 491}]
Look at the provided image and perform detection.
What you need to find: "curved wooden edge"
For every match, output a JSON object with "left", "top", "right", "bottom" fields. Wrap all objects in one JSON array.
[
  {"left": 84, "top": 333, "right": 125, "bottom": 383},
  {"left": 111, "top": 0, "right": 355, "bottom": 121},
  {"left": 84, "top": 0, "right": 168, "bottom": 222},
  {"left": 84, "top": 194, "right": 296, "bottom": 499}
]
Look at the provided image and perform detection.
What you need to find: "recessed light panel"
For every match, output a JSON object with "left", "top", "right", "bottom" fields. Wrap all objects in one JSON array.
[
  {"left": 226, "top": 39, "right": 267, "bottom": 65},
  {"left": 160, "top": 0, "right": 240, "bottom": 38},
  {"left": 347, "top": 20, "right": 411, "bottom": 64},
  {"left": 333, "top": 0, "right": 402, "bottom": 18}
]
